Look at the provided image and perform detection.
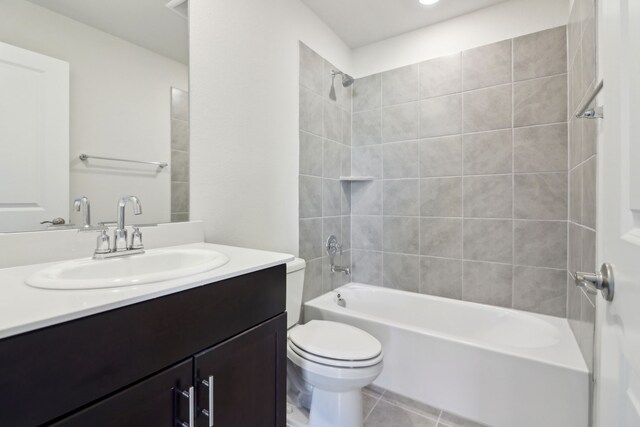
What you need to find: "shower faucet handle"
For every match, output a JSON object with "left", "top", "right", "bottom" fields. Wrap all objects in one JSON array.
[
  {"left": 326, "top": 235, "right": 351, "bottom": 277},
  {"left": 325, "top": 235, "right": 342, "bottom": 259}
]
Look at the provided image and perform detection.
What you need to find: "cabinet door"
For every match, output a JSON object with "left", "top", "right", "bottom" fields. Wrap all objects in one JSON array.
[
  {"left": 51, "top": 359, "right": 193, "bottom": 427},
  {"left": 194, "top": 314, "right": 287, "bottom": 427}
]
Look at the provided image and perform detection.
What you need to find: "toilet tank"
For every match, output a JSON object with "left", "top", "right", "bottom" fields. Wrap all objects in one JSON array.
[{"left": 286, "top": 258, "right": 306, "bottom": 329}]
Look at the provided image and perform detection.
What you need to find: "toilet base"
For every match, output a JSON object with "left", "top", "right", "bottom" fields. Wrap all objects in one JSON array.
[
  {"left": 286, "top": 396, "right": 309, "bottom": 427},
  {"left": 286, "top": 388, "right": 363, "bottom": 427},
  {"left": 309, "top": 388, "right": 363, "bottom": 427}
]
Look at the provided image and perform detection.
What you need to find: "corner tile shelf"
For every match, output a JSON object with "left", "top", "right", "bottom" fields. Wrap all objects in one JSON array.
[{"left": 339, "top": 176, "right": 374, "bottom": 182}]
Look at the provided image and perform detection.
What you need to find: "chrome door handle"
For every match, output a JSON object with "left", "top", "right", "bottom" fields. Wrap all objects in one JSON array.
[
  {"left": 201, "top": 375, "right": 214, "bottom": 426},
  {"left": 575, "top": 262, "right": 615, "bottom": 302},
  {"left": 40, "top": 217, "right": 66, "bottom": 225},
  {"left": 176, "top": 386, "right": 195, "bottom": 427}
]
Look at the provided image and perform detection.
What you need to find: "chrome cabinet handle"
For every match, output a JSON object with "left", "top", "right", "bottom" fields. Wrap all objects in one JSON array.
[
  {"left": 575, "top": 262, "right": 615, "bottom": 302},
  {"left": 201, "top": 375, "right": 214, "bottom": 427},
  {"left": 176, "top": 386, "right": 195, "bottom": 427}
]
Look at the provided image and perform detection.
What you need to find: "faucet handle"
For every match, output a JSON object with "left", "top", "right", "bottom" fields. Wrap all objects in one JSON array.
[
  {"left": 326, "top": 235, "right": 340, "bottom": 259},
  {"left": 130, "top": 227, "right": 143, "bottom": 250},
  {"left": 95, "top": 229, "right": 111, "bottom": 254}
]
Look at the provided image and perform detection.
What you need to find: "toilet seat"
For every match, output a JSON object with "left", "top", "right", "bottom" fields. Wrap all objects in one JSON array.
[
  {"left": 288, "top": 340, "right": 383, "bottom": 368},
  {"left": 288, "top": 320, "right": 382, "bottom": 368},
  {"left": 287, "top": 343, "right": 384, "bottom": 385}
]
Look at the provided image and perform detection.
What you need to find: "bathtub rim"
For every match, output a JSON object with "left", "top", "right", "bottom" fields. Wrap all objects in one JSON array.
[{"left": 304, "top": 282, "right": 589, "bottom": 375}]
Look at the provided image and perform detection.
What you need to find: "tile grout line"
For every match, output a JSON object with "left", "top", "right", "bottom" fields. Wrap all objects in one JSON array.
[
  {"left": 355, "top": 71, "right": 568, "bottom": 114},
  {"left": 301, "top": 171, "right": 571, "bottom": 181},
  {"left": 376, "top": 391, "right": 442, "bottom": 424},
  {"left": 511, "top": 36, "right": 517, "bottom": 309},
  {"left": 460, "top": 52, "right": 466, "bottom": 300},
  {"left": 566, "top": 19, "right": 574, "bottom": 316},
  {"left": 349, "top": 82, "right": 353, "bottom": 278},
  {"left": 418, "top": 68, "right": 423, "bottom": 294},
  {"left": 350, "top": 119, "right": 570, "bottom": 145},
  {"left": 321, "top": 75, "right": 326, "bottom": 293},
  {"left": 379, "top": 75, "right": 384, "bottom": 287},
  {"left": 364, "top": 389, "right": 385, "bottom": 422}
]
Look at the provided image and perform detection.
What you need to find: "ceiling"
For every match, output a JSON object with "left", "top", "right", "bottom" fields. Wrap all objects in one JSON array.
[
  {"left": 26, "top": 0, "right": 188, "bottom": 64},
  {"left": 301, "top": 0, "right": 510, "bottom": 48}
]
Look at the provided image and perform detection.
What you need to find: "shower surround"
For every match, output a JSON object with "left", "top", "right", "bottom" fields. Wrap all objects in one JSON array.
[
  {"left": 349, "top": 26, "right": 569, "bottom": 317},
  {"left": 299, "top": 26, "right": 572, "bottom": 318},
  {"left": 566, "top": 0, "right": 598, "bottom": 384},
  {"left": 298, "top": 43, "right": 352, "bottom": 305}
]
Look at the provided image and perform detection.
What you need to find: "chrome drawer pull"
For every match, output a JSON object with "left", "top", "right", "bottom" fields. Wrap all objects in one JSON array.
[
  {"left": 201, "top": 375, "right": 214, "bottom": 427},
  {"left": 176, "top": 386, "right": 195, "bottom": 427}
]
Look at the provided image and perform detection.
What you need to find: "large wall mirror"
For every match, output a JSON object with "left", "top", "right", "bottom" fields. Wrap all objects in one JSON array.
[{"left": 0, "top": 0, "right": 189, "bottom": 232}]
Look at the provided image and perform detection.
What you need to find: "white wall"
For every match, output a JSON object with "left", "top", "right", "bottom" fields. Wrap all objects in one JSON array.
[
  {"left": 189, "top": 0, "right": 351, "bottom": 254},
  {"left": 352, "top": 0, "right": 569, "bottom": 77},
  {"left": 0, "top": 0, "right": 188, "bottom": 226}
]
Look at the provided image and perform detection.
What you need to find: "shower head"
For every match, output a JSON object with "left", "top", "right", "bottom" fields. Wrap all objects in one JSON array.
[
  {"left": 329, "top": 70, "right": 354, "bottom": 101},
  {"left": 332, "top": 70, "right": 354, "bottom": 87}
]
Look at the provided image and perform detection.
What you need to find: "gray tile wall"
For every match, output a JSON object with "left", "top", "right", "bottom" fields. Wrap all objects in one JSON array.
[
  {"left": 171, "top": 87, "right": 190, "bottom": 222},
  {"left": 299, "top": 43, "right": 352, "bottom": 303},
  {"left": 350, "top": 27, "right": 569, "bottom": 317},
  {"left": 567, "top": 0, "right": 598, "bottom": 376}
]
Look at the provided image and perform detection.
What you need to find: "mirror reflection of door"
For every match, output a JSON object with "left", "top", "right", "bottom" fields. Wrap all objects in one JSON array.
[
  {"left": 0, "top": 0, "right": 189, "bottom": 232},
  {"left": 0, "top": 42, "right": 69, "bottom": 231}
]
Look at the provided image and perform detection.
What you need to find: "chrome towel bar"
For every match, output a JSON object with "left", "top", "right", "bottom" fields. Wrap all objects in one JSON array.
[
  {"left": 576, "top": 80, "right": 604, "bottom": 119},
  {"left": 79, "top": 154, "right": 168, "bottom": 169}
]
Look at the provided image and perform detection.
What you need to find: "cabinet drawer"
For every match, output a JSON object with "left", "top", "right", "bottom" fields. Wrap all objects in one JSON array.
[
  {"left": 0, "top": 264, "right": 285, "bottom": 426},
  {"left": 51, "top": 359, "right": 193, "bottom": 427}
]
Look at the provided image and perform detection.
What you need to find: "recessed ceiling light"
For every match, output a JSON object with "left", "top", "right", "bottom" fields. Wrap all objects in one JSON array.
[{"left": 419, "top": 0, "right": 440, "bottom": 5}]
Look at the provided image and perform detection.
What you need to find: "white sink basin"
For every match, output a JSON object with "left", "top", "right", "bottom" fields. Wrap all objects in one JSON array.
[{"left": 25, "top": 247, "right": 230, "bottom": 290}]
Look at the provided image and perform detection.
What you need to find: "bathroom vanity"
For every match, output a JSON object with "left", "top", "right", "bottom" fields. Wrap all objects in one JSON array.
[{"left": 0, "top": 243, "right": 291, "bottom": 427}]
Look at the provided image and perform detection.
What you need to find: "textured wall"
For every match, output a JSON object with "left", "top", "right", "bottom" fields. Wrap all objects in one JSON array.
[
  {"left": 349, "top": 27, "right": 570, "bottom": 317},
  {"left": 170, "top": 88, "right": 190, "bottom": 222},
  {"left": 566, "top": 0, "right": 597, "bottom": 374},
  {"left": 298, "top": 43, "right": 352, "bottom": 303}
]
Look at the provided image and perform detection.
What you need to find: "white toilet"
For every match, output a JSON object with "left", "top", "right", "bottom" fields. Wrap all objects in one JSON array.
[{"left": 285, "top": 258, "right": 383, "bottom": 427}]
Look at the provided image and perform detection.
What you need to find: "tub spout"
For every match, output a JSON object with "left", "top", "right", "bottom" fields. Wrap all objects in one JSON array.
[{"left": 331, "top": 264, "right": 351, "bottom": 276}]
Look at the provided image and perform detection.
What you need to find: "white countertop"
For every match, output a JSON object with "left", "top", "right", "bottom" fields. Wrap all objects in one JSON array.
[{"left": 0, "top": 243, "right": 294, "bottom": 340}]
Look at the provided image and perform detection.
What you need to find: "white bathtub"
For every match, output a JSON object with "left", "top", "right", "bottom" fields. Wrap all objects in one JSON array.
[{"left": 304, "top": 283, "right": 589, "bottom": 427}]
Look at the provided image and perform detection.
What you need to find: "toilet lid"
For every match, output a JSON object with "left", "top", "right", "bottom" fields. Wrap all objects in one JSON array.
[
  {"left": 288, "top": 340, "right": 383, "bottom": 368},
  {"left": 288, "top": 320, "right": 382, "bottom": 361}
]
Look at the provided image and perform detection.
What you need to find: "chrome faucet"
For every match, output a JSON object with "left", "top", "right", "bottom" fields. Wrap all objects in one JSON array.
[
  {"left": 331, "top": 264, "right": 351, "bottom": 276},
  {"left": 92, "top": 196, "right": 145, "bottom": 259},
  {"left": 114, "top": 196, "right": 142, "bottom": 251},
  {"left": 326, "top": 235, "right": 351, "bottom": 277},
  {"left": 73, "top": 196, "right": 91, "bottom": 228}
]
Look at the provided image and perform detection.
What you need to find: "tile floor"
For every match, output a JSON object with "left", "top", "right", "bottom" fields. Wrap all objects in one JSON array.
[{"left": 363, "top": 387, "right": 489, "bottom": 427}]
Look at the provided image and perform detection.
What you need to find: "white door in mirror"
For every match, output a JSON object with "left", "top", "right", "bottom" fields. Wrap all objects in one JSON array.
[
  {"left": 25, "top": 248, "right": 229, "bottom": 290},
  {"left": 0, "top": 42, "right": 69, "bottom": 232}
]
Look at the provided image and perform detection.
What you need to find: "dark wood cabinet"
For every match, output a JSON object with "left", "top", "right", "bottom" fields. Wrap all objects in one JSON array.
[
  {"left": 52, "top": 314, "right": 287, "bottom": 427},
  {"left": 0, "top": 265, "right": 287, "bottom": 426},
  {"left": 194, "top": 314, "right": 287, "bottom": 427},
  {"left": 51, "top": 359, "right": 194, "bottom": 427}
]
